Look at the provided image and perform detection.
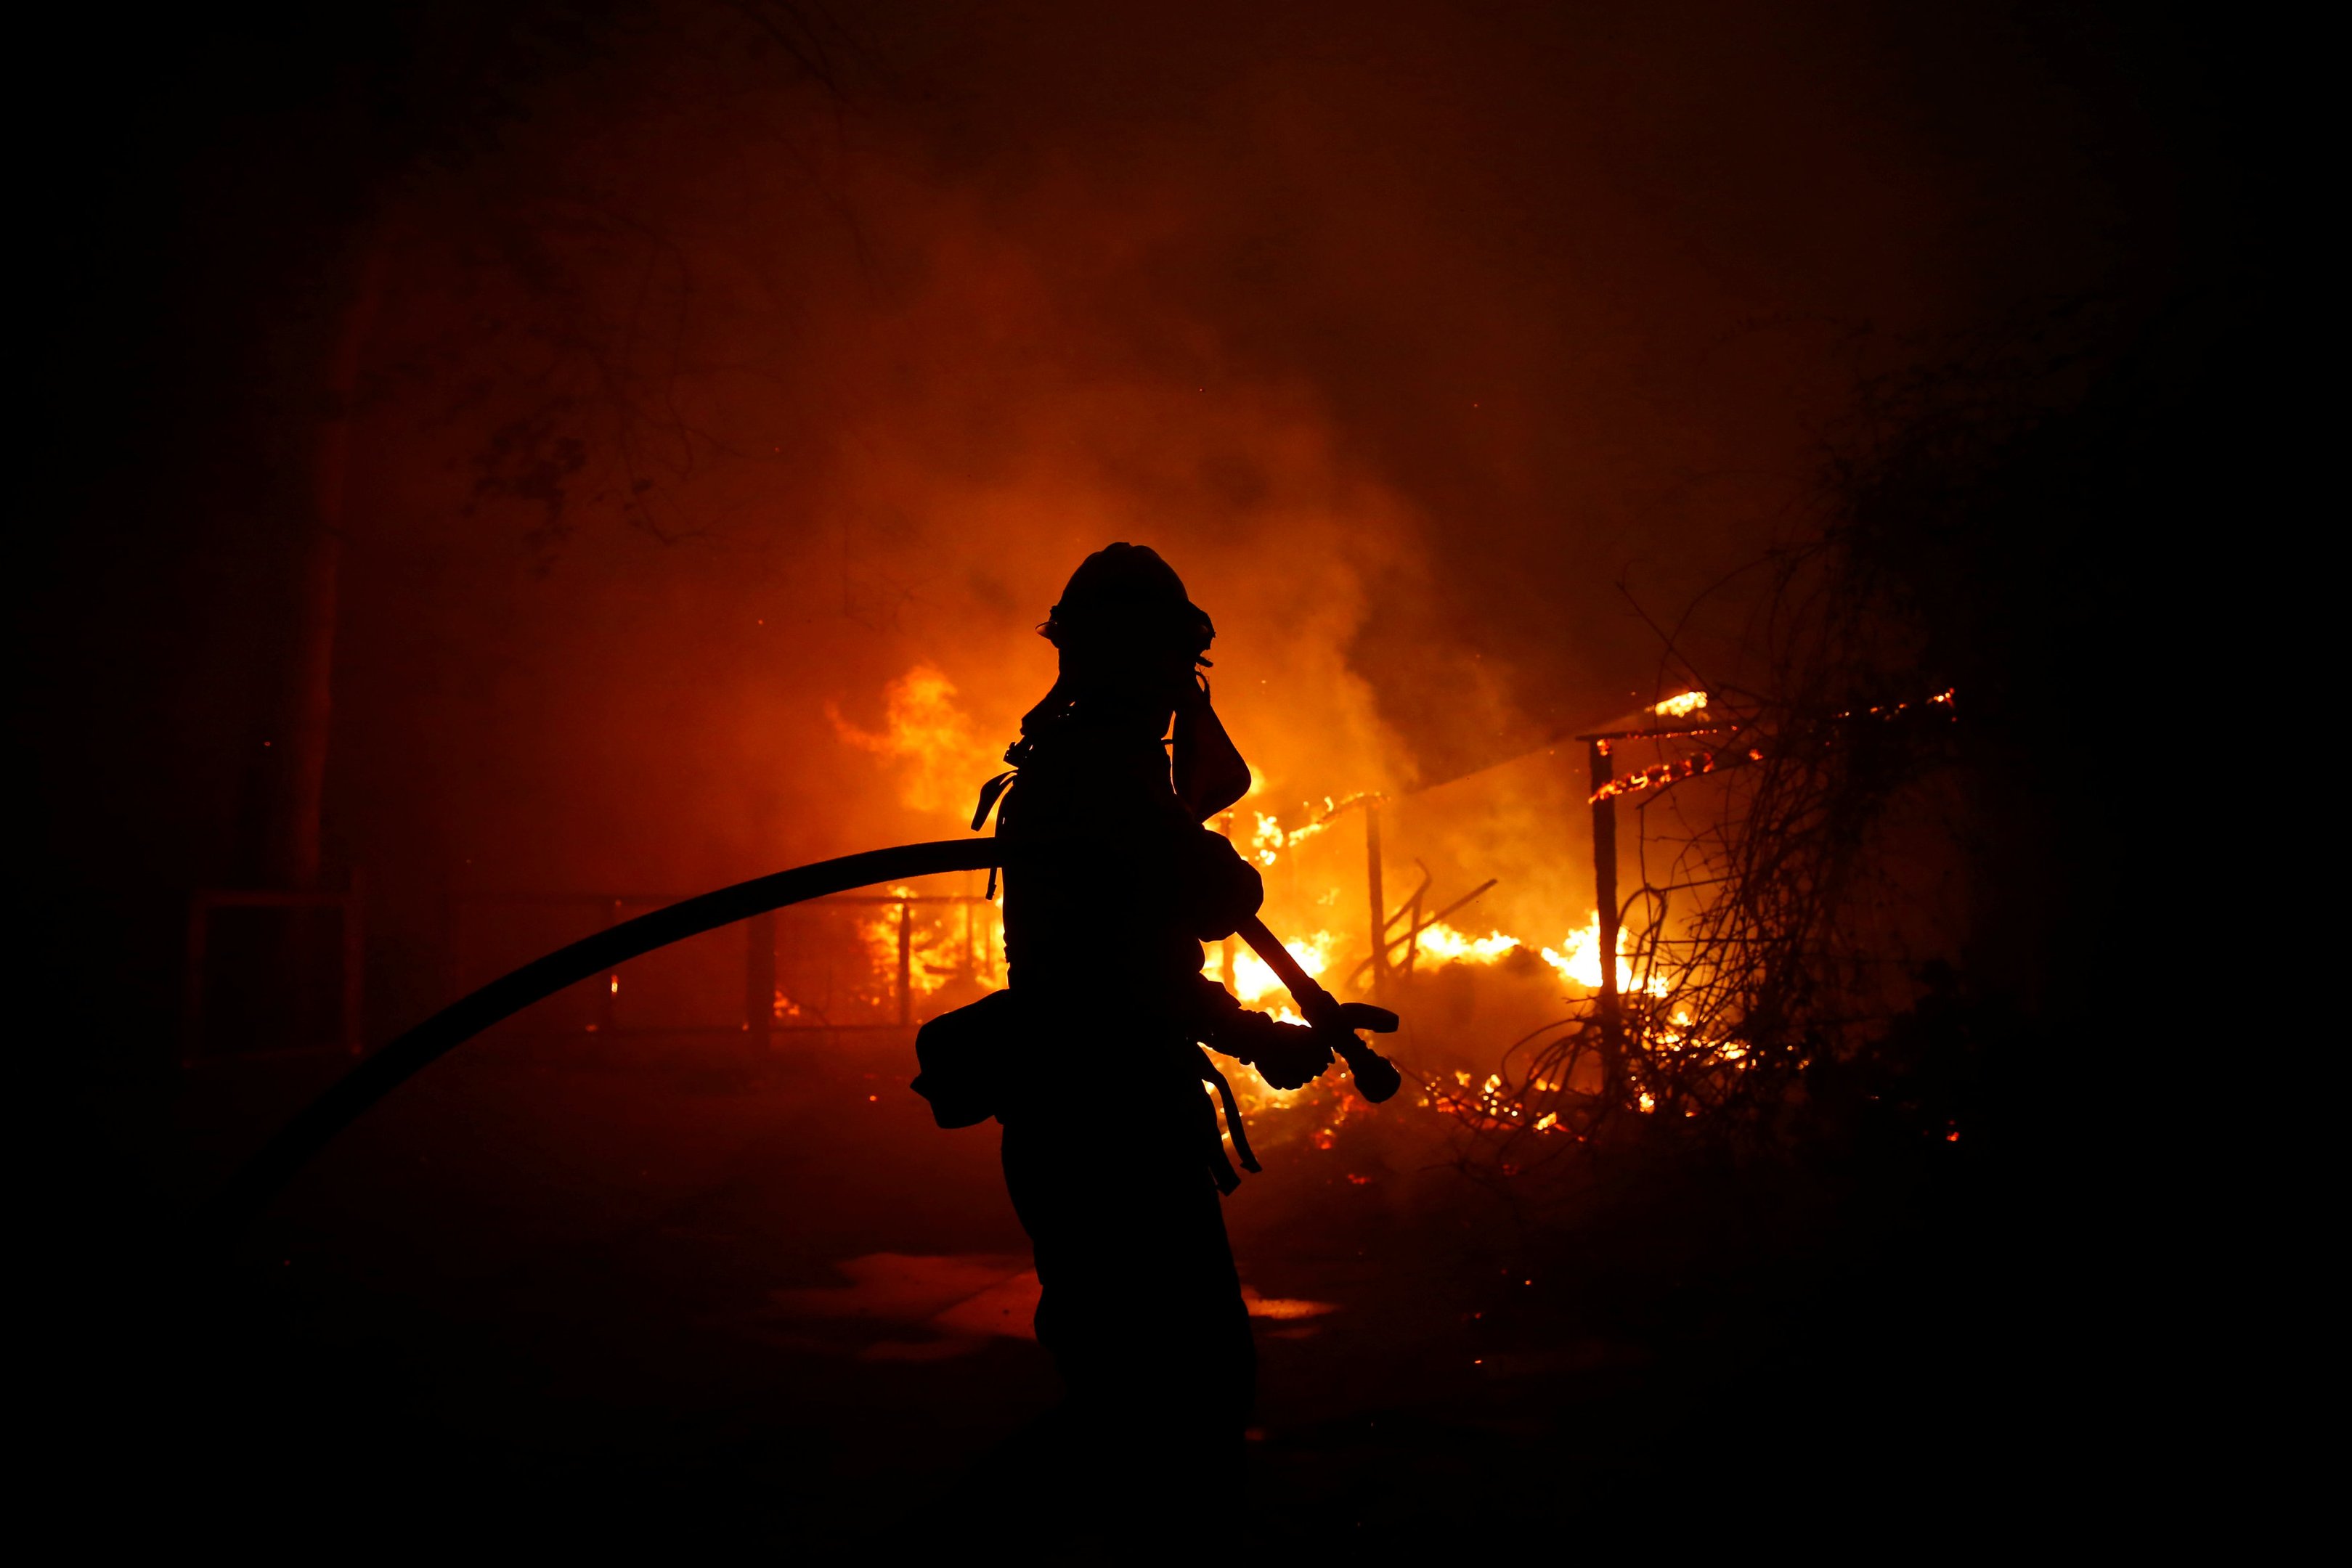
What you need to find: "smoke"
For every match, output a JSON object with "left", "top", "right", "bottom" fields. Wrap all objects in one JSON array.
[{"left": 320, "top": 0, "right": 2153, "bottom": 1018}]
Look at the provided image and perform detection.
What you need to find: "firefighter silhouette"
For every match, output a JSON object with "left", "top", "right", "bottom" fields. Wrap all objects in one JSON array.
[{"left": 926, "top": 543, "right": 1339, "bottom": 1490}]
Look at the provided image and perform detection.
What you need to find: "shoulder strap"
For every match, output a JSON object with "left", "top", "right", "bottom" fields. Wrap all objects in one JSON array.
[
  {"left": 970, "top": 769, "right": 1017, "bottom": 832},
  {"left": 1197, "top": 1048, "right": 1261, "bottom": 1181}
]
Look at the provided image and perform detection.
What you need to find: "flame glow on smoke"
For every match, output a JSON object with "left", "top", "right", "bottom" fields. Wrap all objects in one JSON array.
[
  {"left": 834, "top": 662, "right": 1698, "bottom": 1013},
  {"left": 829, "top": 665, "right": 1005, "bottom": 817},
  {"left": 822, "top": 662, "right": 1733, "bottom": 1143}
]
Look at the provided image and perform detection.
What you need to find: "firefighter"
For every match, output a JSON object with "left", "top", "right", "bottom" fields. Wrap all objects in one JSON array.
[{"left": 981, "top": 543, "right": 1336, "bottom": 1492}]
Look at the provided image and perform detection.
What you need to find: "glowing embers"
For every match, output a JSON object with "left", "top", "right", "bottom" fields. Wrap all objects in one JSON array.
[
  {"left": 1587, "top": 687, "right": 1955, "bottom": 806},
  {"left": 1430, "top": 1067, "right": 1558, "bottom": 1127},
  {"left": 1589, "top": 744, "right": 1771, "bottom": 805},
  {"left": 1844, "top": 687, "right": 1957, "bottom": 721},
  {"left": 1592, "top": 750, "right": 1717, "bottom": 803}
]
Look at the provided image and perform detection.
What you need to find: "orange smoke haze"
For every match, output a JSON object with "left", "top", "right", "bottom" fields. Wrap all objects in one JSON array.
[{"left": 288, "top": 0, "right": 2144, "bottom": 1038}]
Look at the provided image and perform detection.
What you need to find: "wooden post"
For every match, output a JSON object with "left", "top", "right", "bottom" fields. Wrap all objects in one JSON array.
[
  {"left": 1401, "top": 882, "right": 1424, "bottom": 982},
  {"left": 1590, "top": 739, "right": 1624, "bottom": 1103},
  {"left": 1366, "top": 800, "right": 1388, "bottom": 1000},
  {"left": 897, "top": 899, "right": 913, "bottom": 1026},
  {"left": 746, "top": 910, "right": 776, "bottom": 1045}
]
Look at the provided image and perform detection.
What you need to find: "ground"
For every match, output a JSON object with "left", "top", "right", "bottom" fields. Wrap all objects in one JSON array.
[{"left": 91, "top": 1022, "right": 2022, "bottom": 1553}]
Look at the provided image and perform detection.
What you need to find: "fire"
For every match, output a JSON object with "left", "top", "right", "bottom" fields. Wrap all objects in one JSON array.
[
  {"left": 825, "top": 883, "right": 1006, "bottom": 1023},
  {"left": 829, "top": 663, "right": 1002, "bottom": 818},
  {"left": 1537, "top": 912, "right": 1670, "bottom": 997},
  {"left": 1412, "top": 921, "right": 1517, "bottom": 964},
  {"left": 1434, "top": 1068, "right": 1529, "bottom": 1124},
  {"left": 1231, "top": 930, "right": 1335, "bottom": 1010},
  {"left": 1653, "top": 690, "right": 1709, "bottom": 719},
  {"left": 1241, "top": 793, "right": 1375, "bottom": 870},
  {"left": 1592, "top": 751, "right": 1731, "bottom": 803},
  {"left": 810, "top": 663, "right": 1772, "bottom": 1147}
]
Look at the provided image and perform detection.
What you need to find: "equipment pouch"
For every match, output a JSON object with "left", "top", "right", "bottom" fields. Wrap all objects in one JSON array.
[{"left": 911, "top": 988, "right": 1026, "bottom": 1129}]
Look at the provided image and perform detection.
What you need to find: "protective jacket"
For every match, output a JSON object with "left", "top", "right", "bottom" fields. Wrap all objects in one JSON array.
[
  {"left": 988, "top": 700, "right": 1271, "bottom": 1186},
  {"left": 962, "top": 695, "right": 1273, "bottom": 1451}
]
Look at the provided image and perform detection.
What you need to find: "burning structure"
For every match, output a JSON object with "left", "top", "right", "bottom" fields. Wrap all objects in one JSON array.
[{"left": 484, "top": 641, "right": 1957, "bottom": 1176}]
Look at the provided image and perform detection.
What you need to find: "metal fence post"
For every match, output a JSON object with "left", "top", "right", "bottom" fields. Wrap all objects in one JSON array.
[{"left": 1590, "top": 738, "right": 1624, "bottom": 1103}]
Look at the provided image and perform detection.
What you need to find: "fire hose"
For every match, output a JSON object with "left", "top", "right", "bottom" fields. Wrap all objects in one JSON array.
[
  {"left": 205, "top": 838, "right": 1401, "bottom": 1243},
  {"left": 1234, "top": 915, "right": 1402, "bottom": 1101}
]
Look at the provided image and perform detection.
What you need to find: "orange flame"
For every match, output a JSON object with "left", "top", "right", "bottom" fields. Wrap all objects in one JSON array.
[
  {"left": 829, "top": 664, "right": 1003, "bottom": 820},
  {"left": 817, "top": 663, "right": 1770, "bottom": 1141},
  {"left": 1231, "top": 930, "right": 1334, "bottom": 1025},
  {"left": 1537, "top": 912, "right": 1671, "bottom": 997},
  {"left": 1653, "top": 690, "right": 1709, "bottom": 719},
  {"left": 1412, "top": 921, "right": 1517, "bottom": 965}
]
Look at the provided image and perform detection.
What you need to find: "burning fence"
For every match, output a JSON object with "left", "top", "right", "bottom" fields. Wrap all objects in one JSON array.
[
  {"left": 815, "top": 668, "right": 1741, "bottom": 1134},
  {"left": 811, "top": 669, "right": 1828, "bottom": 1148},
  {"left": 1180, "top": 674, "right": 1956, "bottom": 1153},
  {"left": 773, "top": 886, "right": 1005, "bottom": 1029},
  {"left": 447, "top": 649, "right": 1956, "bottom": 1167}
]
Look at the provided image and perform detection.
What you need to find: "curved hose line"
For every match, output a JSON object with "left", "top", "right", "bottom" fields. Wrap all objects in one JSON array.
[
  {"left": 203, "top": 839, "right": 1006, "bottom": 1244},
  {"left": 203, "top": 836, "right": 1406, "bottom": 1244}
]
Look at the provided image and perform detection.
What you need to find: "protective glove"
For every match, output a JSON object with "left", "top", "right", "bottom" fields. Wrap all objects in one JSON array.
[{"left": 1223, "top": 1013, "right": 1333, "bottom": 1091}]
